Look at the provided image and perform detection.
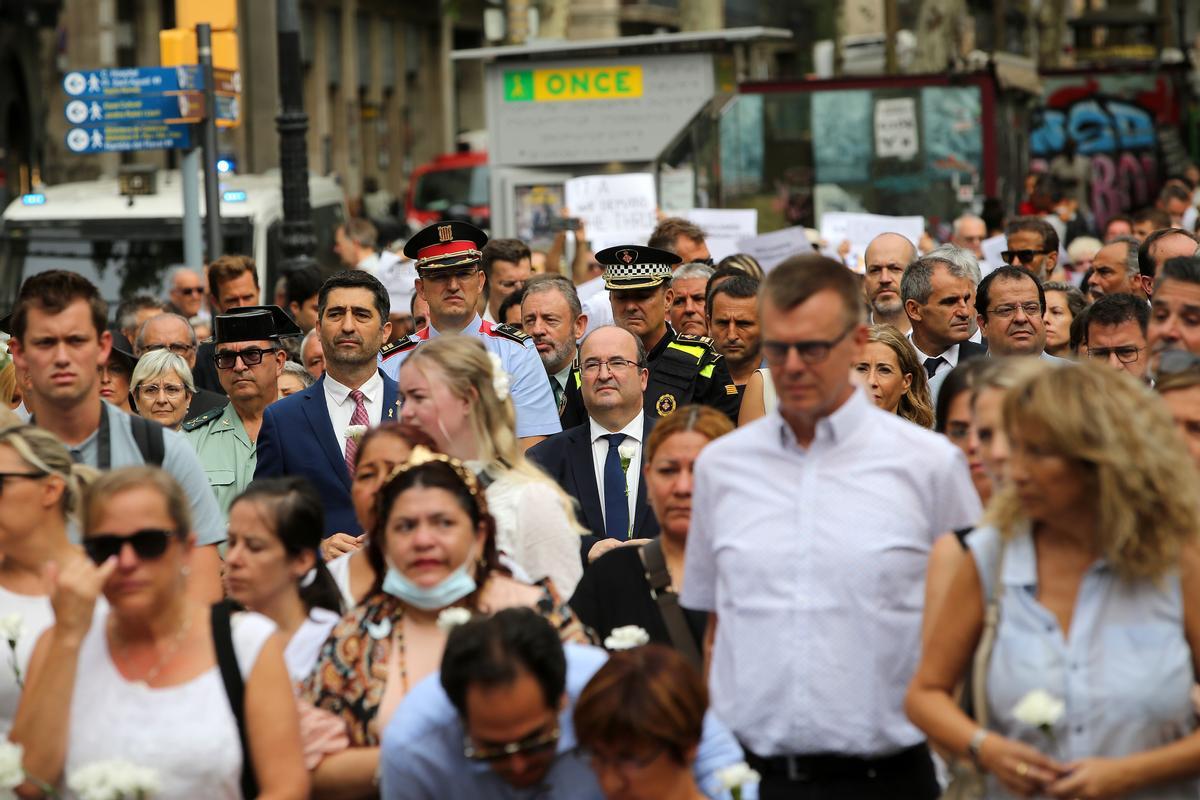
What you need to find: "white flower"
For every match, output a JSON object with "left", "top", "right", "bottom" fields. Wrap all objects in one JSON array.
[
  {"left": 437, "top": 607, "right": 472, "bottom": 632},
  {"left": 344, "top": 425, "right": 368, "bottom": 442},
  {"left": 617, "top": 441, "right": 637, "bottom": 465},
  {"left": 603, "top": 625, "right": 649, "bottom": 651},
  {"left": 68, "top": 759, "right": 160, "bottom": 800},
  {"left": 0, "top": 740, "right": 24, "bottom": 791},
  {"left": 1012, "top": 689, "right": 1065, "bottom": 730},
  {"left": 0, "top": 615, "right": 22, "bottom": 645},
  {"left": 717, "top": 762, "right": 761, "bottom": 792},
  {"left": 488, "top": 353, "right": 511, "bottom": 400}
]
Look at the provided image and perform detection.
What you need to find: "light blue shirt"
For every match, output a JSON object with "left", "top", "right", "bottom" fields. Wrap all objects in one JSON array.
[
  {"left": 380, "top": 643, "right": 753, "bottom": 800},
  {"left": 380, "top": 315, "right": 561, "bottom": 439},
  {"left": 970, "top": 525, "right": 1198, "bottom": 800}
]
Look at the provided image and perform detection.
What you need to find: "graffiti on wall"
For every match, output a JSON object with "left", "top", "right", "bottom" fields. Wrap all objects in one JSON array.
[{"left": 1030, "top": 75, "right": 1179, "bottom": 231}]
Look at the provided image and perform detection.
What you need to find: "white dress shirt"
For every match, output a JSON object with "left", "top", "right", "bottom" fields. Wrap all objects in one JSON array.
[
  {"left": 588, "top": 411, "right": 644, "bottom": 534},
  {"left": 324, "top": 371, "right": 384, "bottom": 458},
  {"left": 907, "top": 333, "right": 960, "bottom": 371},
  {"left": 681, "top": 390, "right": 981, "bottom": 758}
]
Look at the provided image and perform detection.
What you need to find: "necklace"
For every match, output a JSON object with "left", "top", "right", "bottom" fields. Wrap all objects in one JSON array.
[{"left": 110, "top": 607, "right": 193, "bottom": 687}]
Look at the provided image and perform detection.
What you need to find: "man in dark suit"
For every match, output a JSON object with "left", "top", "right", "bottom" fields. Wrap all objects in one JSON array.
[
  {"left": 520, "top": 274, "right": 588, "bottom": 429},
  {"left": 256, "top": 270, "right": 398, "bottom": 541},
  {"left": 528, "top": 325, "right": 659, "bottom": 566},
  {"left": 901, "top": 247, "right": 987, "bottom": 381}
]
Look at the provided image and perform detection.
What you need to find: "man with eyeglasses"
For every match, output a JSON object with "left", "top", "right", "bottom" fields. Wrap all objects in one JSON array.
[
  {"left": 1084, "top": 293, "right": 1151, "bottom": 383},
  {"left": 681, "top": 255, "right": 980, "bottom": 799},
  {"left": 165, "top": 267, "right": 207, "bottom": 319},
  {"left": 1003, "top": 216, "right": 1060, "bottom": 282},
  {"left": 528, "top": 325, "right": 659, "bottom": 565},
  {"left": 380, "top": 608, "right": 746, "bottom": 799},
  {"left": 600, "top": 244, "right": 739, "bottom": 425},
  {"left": 135, "top": 312, "right": 227, "bottom": 421},
  {"left": 975, "top": 267, "right": 1062, "bottom": 360},
  {"left": 184, "top": 306, "right": 298, "bottom": 521},
  {"left": 379, "top": 221, "right": 560, "bottom": 448}
]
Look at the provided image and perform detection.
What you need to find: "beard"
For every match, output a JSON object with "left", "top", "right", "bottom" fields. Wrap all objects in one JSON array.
[
  {"left": 536, "top": 337, "right": 575, "bottom": 374},
  {"left": 871, "top": 295, "right": 903, "bottom": 317}
]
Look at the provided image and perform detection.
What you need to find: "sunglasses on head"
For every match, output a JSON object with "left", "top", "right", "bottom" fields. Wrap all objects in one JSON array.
[{"left": 83, "top": 529, "right": 177, "bottom": 565}]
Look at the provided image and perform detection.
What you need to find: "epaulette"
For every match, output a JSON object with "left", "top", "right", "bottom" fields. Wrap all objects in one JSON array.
[
  {"left": 379, "top": 335, "right": 420, "bottom": 361},
  {"left": 182, "top": 405, "right": 224, "bottom": 432},
  {"left": 489, "top": 323, "right": 532, "bottom": 346},
  {"left": 675, "top": 333, "right": 716, "bottom": 349}
]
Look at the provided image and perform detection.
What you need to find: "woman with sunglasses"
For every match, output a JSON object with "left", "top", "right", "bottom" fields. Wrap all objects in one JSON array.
[
  {"left": 0, "top": 426, "right": 94, "bottom": 734},
  {"left": 302, "top": 452, "right": 587, "bottom": 798},
  {"left": 12, "top": 466, "right": 308, "bottom": 799}
]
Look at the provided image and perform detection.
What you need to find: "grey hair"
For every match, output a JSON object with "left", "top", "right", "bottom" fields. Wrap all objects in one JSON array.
[
  {"left": 520, "top": 273, "right": 582, "bottom": 320},
  {"left": 130, "top": 349, "right": 196, "bottom": 395},
  {"left": 952, "top": 214, "right": 985, "bottom": 237},
  {"left": 281, "top": 360, "right": 316, "bottom": 389},
  {"left": 901, "top": 246, "right": 980, "bottom": 305},
  {"left": 671, "top": 263, "right": 715, "bottom": 288},
  {"left": 1108, "top": 235, "right": 1141, "bottom": 277},
  {"left": 301, "top": 328, "right": 321, "bottom": 355},
  {"left": 164, "top": 267, "right": 201, "bottom": 297},
  {"left": 135, "top": 312, "right": 197, "bottom": 354}
]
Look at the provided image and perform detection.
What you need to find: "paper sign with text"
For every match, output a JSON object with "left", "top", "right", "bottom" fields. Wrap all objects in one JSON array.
[
  {"left": 736, "top": 226, "right": 814, "bottom": 272},
  {"left": 682, "top": 208, "right": 758, "bottom": 262},
  {"left": 819, "top": 212, "right": 924, "bottom": 269},
  {"left": 565, "top": 173, "right": 658, "bottom": 252}
]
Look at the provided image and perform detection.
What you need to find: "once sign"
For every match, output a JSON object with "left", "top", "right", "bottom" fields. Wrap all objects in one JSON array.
[{"left": 504, "top": 66, "right": 643, "bottom": 102}]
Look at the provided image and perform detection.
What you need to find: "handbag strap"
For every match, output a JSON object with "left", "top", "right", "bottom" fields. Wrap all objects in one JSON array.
[
  {"left": 969, "top": 538, "right": 1008, "bottom": 729},
  {"left": 638, "top": 540, "right": 703, "bottom": 672},
  {"left": 211, "top": 601, "right": 260, "bottom": 799}
]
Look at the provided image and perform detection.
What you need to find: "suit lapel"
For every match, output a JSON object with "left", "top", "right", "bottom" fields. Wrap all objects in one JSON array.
[
  {"left": 381, "top": 371, "right": 401, "bottom": 423},
  {"left": 631, "top": 415, "right": 656, "bottom": 536},
  {"left": 302, "top": 377, "right": 352, "bottom": 490},
  {"left": 566, "top": 425, "right": 605, "bottom": 535}
]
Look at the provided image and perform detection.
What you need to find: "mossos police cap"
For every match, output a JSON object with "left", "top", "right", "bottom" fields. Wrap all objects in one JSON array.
[{"left": 403, "top": 221, "right": 489, "bottom": 273}]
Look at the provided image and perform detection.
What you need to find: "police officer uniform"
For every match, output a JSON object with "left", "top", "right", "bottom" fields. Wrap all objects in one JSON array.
[
  {"left": 378, "top": 221, "right": 561, "bottom": 439},
  {"left": 184, "top": 305, "right": 301, "bottom": 521},
  {"left": 598, "top": 245, "right": 740, "bottom": 424}
]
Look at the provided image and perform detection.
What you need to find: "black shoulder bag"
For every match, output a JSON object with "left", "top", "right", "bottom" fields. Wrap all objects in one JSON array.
[
  {"left": 638, "top": 539, "right": 703, "bottom": 671},
  {"left": 211, "top": 601, "right": 260, "bottom": 799}
]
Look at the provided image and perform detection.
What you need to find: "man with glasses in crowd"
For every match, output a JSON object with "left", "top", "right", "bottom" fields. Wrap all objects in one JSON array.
[
  {"left": 134, "top": 312, "right": 227, "bottom": 420},
  {"left": 185, "top": 306, "right": 298, "bottom": 521},
  {"left": 681, "top": 255, "right": 980, "bottom": 799},
  {"left": 1082, "top": 293, "right": 1151, "bottom": 383},
  {"left": 976, "top": 267, "right": 1063, "bottom": 360},
  {"left": 165, "top": 266, "right": 207, "bottom": 320},
  {"left": 380, "top": 221, "right": 560, "bottom": 448},
  {"left": 1003, "top": 216, "right": 1060, "bottom": 281}
]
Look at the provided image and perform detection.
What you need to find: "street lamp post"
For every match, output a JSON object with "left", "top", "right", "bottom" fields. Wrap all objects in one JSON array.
[{"left": 276, "top": 0, "right": 318, "bottom": 274}]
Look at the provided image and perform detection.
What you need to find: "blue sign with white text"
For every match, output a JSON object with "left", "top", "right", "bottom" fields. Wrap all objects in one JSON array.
[
  {"left": 62, "top": 67, "right": 203, "bottom": 98},
  {"left": 64, "top": 123, "right": 192, "bottom": 154},
  {"left": 64, "top": 94, "right": 238, "bottom": 125}
]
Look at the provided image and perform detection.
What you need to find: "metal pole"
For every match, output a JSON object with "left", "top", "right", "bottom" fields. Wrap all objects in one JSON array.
[
  {"left": 276, "top": 0, "right": 317, "bottom": 273},
  {"left": 197, "top": 23, "right": 224, "bottom": 260},
  {"left": 181, "top": 147, "right": 203, "bottom": 267}
]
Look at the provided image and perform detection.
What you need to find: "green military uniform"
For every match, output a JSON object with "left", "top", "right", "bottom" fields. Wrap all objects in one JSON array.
[
  {"left": 183, "top": 401, "right": 252, "bottom": 523},
  {"left": 644, "top": 327, "right": 740, "bottom": 423}
]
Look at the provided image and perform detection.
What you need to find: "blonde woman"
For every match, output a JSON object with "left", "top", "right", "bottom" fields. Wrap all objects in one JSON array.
[
  {"left": 0, "top": 426, "right": 94, "bottom": 734},
  {"left": 399, "top": 334, "right": 586, "bottom": 596},
  {"left": 907, "top": 363, "right": 1200, "bottom": 799},
  {"left": 855, "top": 324, "right": 934, "bottom": 428}
]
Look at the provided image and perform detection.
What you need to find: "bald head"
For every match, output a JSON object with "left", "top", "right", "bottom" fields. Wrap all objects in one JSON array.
[
  {"left": 864, "top": 233, "right": 917, "bottom": 319},
  {"left": 951, "top": 215, "right": 987, "bottom": 257},
  {"left": 865, "top": 233, "right": 917, "bottom": 267},
  {"left": 135, "top": 313, "right": 198, "bottom": 369}
]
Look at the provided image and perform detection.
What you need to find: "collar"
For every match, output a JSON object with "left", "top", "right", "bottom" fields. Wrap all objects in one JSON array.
[
  {"left": 589, "top": 410, "right": 644, "bottom": 444},
  {"left": 645, "top": 324, "right": 676, "bottom": 362},
  {"left": 1001, "top": 521, "right": 1110, "bottom": 588},
  {"left": 776, "top": 387, "right": 869, "bottom": 449},
  {"left": 907, "top": 331, "right": 961, "bottom": 365},
  {"left": 324, "top": 370, "right": 383, "bottom": 405},
  {"left": 553, "top": 364, "right": 572, "bottom": 389},
  {"left": 424, "top": 314, "right": 484, "bottom": 338}
]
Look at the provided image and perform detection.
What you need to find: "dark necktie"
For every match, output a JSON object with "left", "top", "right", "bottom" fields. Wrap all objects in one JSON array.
[
  {"left": 923, "top": 356, "right": 945, "bottom": 379},
  {"left": 602, "top": 433, "right": 630, "bottom": 539},
  {"left": 550, "top": 375, "right": 565, "bottom": 416}
]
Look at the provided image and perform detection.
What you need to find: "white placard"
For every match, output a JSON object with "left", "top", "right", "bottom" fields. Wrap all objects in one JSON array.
[
  {"left": 980, "top": 234, "right": 1007, "bottom": 277},
  {"left": 658, "top": 168, "right": 695, "bottom": 213},
  {"left": 735, "top": 226, "right": 814, "bottom": 272},
  {"left": 874, "top": 97, "right": 918, "bottom": 160},
  {"left": 682, "top": 208, "right": 758, "bottom": 262},
  {"left": 565, "top": 173, "right": 658, "bottom": 252},
  {"left": 818, "top": 212, "right": 924, "bottom": 269}
]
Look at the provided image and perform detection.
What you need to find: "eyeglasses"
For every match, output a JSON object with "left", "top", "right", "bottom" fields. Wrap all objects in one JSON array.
[
  {"left": 988, "top": 302, "right": 1042, "bottom": 319},
  {"left": 1087, "top": 345, "right": 1142, "bottom": 364},
  {"left": 143, "top": 343, "right": 196, "bottom": 357},
  {"left": 762, "top": 322, "right": 857, "bottom": 365},
  {"left": 1001, "top": 249, "right": 1052, "bottom": 264},
  {"left": 176, "top": 287, "right": 205, "bottom": 296},
  {"left": 214, "top": 347, "right": 277, "bottom": 370},
  {"left": 137, "top": 382, "right": 187, "bottom": 400},
  {"left": 0, "top": 471, "right": 47, "bottom": 496},
  {"left": 581, "top": 357, "right": 643, "bottom": 375},
  {"left": 463, "top": 727, "right": 560, "bottom": 762},
  {"left": 83, "top": 529, "right": 176, "bottom": 565}
]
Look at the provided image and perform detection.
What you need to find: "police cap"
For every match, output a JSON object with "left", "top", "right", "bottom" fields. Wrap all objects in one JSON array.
[
  {"left": 596, "top": 245, "right": 681, "bottom": 291},
  {"left": 403, "top": 221, "right": 489, "bottom": 273},
  {"left": 213, "top": 305, "right": 302, "bottom": 344}
]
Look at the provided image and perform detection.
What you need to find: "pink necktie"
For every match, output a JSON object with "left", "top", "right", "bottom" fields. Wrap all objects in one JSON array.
[{"left": 344, "top": 389, "right": 368, "bottom": 476}]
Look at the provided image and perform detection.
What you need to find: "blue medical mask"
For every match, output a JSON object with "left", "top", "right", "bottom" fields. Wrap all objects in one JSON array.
[{"left": 381, "top": 557, "right": 478, "bottom": 610}]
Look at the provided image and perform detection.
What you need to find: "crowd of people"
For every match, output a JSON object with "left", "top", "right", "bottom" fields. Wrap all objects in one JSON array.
[{"left": 0, "top": 179, "right": 1198, "bottom": 800}]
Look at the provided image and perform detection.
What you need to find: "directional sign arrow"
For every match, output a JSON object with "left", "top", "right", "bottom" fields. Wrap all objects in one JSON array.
[
  {"left": 62, "top": 66, "right": 242, "bottom": 99},
  {"left": 64, "top": 123, "right": 192, "bottom": 154}
]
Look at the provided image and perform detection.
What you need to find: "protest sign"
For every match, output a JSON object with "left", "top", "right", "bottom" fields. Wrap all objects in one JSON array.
[
  {"left": 682, "top": 208, "right": 757, "bottom": 262},
  {"left": 565, "top": 173, "right": 657, "bottom": 252},
  {"left": 818, "top": 212, "right": 924, "bottom": 270},
  {"left": 736, "top": 226, "right": 813, "bottom": 272}
]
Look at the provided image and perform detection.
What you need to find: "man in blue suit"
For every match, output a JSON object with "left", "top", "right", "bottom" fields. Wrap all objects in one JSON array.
[
  {"left": 256, "top": 270, "right": 400, "bottom": 541},
  {"left": 528, "top": 325, "right": 659, "bottom": 566}
]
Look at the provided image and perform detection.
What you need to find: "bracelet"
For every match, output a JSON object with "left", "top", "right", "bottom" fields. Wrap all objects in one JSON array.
[{"left": 967, "top": 727, "right": 989, "bottom": 768}]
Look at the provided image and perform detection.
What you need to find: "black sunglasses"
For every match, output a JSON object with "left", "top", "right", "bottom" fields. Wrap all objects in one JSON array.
[
  {"left": 1001, "top": 249, "right": 1052, "bottom": 264},
  {"left": 83, "top": 529, "right": 176, "bottom": 565},
  {"left": 214, "top": 346, "right": 277, "bottom": 370},
  {"left": 0, "top": 471, "right": 47, "bottom": 496}
]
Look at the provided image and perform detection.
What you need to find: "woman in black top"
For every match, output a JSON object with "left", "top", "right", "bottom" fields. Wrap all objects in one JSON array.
[{"left": 570, "top": 406, "right": 733, "bottom": 659}]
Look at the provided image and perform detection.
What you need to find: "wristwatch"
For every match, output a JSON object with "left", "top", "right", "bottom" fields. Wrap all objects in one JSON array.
[{"left": 967, "top": 727, "right": 989, "bottom": 768}]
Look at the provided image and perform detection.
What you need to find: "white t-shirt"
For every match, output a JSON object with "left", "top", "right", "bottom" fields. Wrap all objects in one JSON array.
[
  {"left": 0, "top": 585, "right": 54, "bottom": 735},
  {"left": 283, "top": 608, "right": 341, "bottom": 685}
]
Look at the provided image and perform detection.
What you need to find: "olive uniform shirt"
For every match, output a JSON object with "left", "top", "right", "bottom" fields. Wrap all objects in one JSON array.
[{"left": 183, "top": 401, "right": 256, "bottom": 524}]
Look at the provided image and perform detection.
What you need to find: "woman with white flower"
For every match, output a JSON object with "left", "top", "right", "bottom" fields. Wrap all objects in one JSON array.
[
  {"left": 301, "top": 453, "right": 587, "bottom": 797},
  {"left": 0, "top": 425, "right": 95, "bottom": 735},
  {"left": 12, "top": 466, "right": 308, "bottom": 799},
  {"left": 399, "top": 334, "right": 585, "bottom": 596},
  {"left": 906, "top": 363, "right": 1200, "bottom": 799}
]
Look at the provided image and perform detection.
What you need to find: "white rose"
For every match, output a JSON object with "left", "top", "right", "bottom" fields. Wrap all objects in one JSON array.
[
  {"left": 68, "top": 759, "right": 160, "bottom": 800},
  {"left": 603, "top": 625, "right": 649, "bottom": 651},
  {"left": 344, "top": 425, "right": 368, "bottom": 442},
  {"left": 617, "top": 441, "right": 637, "bottom": 464},
  {"left": 0, "top": 614, "right": 22, "bottom": 644},
  {"left": 488, "top": 353, "right": 511, "bottom": 400},
  {"left": 0, "top": 740, "right": 25, "bottom": 791},
  {"left": 1012, "top": 689, "right": 1065, "bottom": 730},
  {"left": 436, "top": 608, "right": 472, "bottom": 632},
  {"left": 716, "top": 761, "right": 762, "bottom": 790}
]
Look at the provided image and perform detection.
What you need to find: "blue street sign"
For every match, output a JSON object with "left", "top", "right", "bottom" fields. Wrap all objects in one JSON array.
[
  {"left": 62, "top": 67, "right": 202, "bottom": 97},
  {"left": 64, "top": 93, "right": 237, "bottom": 126},
  {"left": 64, "top": 123, "right": 192, "bottom": 154}
]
